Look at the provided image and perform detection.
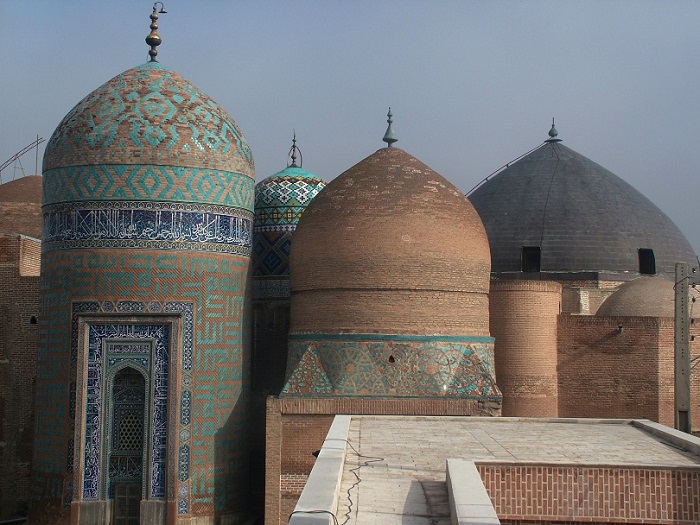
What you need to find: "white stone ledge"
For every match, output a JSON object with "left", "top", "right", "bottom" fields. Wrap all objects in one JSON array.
[
  {"left": 632, "top": 419, "right": 700, "bottom": 458},
  {"left": 446, "top": 458, "right": 500, "bottom": 525},
  {"left": 288, "top": 415, "right": 352, "bottom": 525}
]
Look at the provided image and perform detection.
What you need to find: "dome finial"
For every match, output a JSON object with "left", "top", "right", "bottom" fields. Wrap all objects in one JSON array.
[
  {"left": 383, "top": 107, "right": 398, "bottom": 147},
  {"left": 545, "top": 117, "right": 562, "bottom": 143},
  {"left": 288, "top": 130, "right": 303, "bottom": 168},
  {"left": 146, "top": 2, "right": 167, "bottom": 62}
]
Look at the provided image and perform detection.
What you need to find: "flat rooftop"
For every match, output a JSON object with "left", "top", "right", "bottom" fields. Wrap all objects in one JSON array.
[{"left": 327, "top": 417, "right": 700, "bottom": 525}]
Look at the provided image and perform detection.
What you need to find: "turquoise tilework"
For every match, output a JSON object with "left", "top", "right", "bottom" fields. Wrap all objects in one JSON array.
[
  {"left": 42, "top": 166, "right": 254, "bottom": 209},
  {"left": 282, "top": 334, "right": 500, "bottom": 398},
  {"left": 43, "top": 62, "right": 254, "bottom": 176}
]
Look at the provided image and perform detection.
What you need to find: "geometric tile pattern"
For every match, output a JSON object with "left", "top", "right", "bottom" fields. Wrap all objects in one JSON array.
[
  {"left": 34, "top": 249, "right": 250, "bottom": 518},
  {"left": 253, "top": 166, "right": 325, "bottom": 290},
  {"left": 254, "top": 167, "right": 325, "bottom": 230},
  {"left": 82, "top": 324, "right": 168, "bottom": 501},
  {"left": 282, "top": 333, "right": 500, "bottom": 398},
  {"left": 254, "top": 231, "right": 291, "bottom": 276},
  {"left": 43, "top": 62, "right": 254, "bottom": 177},
  {"left": 43, "top": 201, "right": 253, "bottom": 256},
  {"left": 42, "top": 165, "right": 254, "bottom": 209}
]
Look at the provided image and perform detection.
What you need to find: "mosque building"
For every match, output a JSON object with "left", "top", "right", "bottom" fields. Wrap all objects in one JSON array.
[{"left": 0, "top": 6, "right": 698, "bottom": 525}]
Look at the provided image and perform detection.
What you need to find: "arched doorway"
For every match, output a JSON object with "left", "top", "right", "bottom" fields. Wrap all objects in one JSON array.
[{"left": 108, "top": 367, "right": 146, "bottom": 525}]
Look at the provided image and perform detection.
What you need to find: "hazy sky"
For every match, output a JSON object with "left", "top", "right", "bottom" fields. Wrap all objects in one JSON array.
[{"left": 2, "top": 1, "right": 699, "bottom": 253}]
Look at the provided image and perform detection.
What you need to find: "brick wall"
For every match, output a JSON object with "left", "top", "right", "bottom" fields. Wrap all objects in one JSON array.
[
  {"left": 478, "top": 463, "right": 700, "bottom": 524},
  {"left": 265, "top": 396, "right": 500, "bottom": 525},
  {"left": 490, "top": 281, "right": 561, "bottom": 417},
  {"left": 0, "top": 234, "right": 40, "bottom": 519},
  {"left": 558, "top": 316, "right": 665, "bottom": 422}
]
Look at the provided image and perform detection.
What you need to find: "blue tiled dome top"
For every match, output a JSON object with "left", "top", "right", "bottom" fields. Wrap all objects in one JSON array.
[
  {"left": 254, "top": 166, "right": 326, "bottom": 231},
  {"left": 43, "top": 62, "right": 254, "bottom": 178}
]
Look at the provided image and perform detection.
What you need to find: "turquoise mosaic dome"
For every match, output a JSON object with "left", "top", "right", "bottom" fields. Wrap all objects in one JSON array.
[
  {"left": 41, "top": 61, "right": 255, "bottom": 255},
  {"left": 43, "top": 61, "right": 254, "bottom": 208},
  {"left": 253, "top": 165, "right": 325, "bottom": 295}
]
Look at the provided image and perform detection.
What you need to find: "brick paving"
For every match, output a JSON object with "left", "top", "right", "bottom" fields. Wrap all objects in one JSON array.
[{"left": 337, "top": 417, "right": 700, "bottom": 525}]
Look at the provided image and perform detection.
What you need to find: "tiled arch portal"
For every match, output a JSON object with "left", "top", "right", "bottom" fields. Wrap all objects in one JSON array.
[{"left": 71, "top": 301, "right": 194, "bottom": 520}]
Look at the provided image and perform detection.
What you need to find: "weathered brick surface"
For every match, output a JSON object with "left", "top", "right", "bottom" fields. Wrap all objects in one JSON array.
[
  {"left": 490, "top": 280, "right": 561, "bottom": 417},
  {"left": 558, "top": 315, "right": 700, "bottom": 431},
  {"left": 290, "top": 147, "right": 492, "bottom": 337},
  {"left": 479, "top": 464, "right": 700, "bottom": 524},
  {"left": 0, "top": 176, "right": 43, "bottom": 240},
  {"left": 0, "top": 234, "right": 40, "bottom": 519}
]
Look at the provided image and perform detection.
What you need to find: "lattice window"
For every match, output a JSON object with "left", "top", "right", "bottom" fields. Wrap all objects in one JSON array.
[{"left": 119, "top": 413, "right": 143, "bottom": 451}]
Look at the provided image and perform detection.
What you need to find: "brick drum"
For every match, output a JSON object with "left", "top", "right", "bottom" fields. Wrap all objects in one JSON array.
[{"left": 490, "top": 280, "right": 561, "bottom": 417}]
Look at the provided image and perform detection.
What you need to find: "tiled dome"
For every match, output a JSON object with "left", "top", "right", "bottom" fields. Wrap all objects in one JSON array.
[
  {"left": 41, "top": 62, "right": 255, "bottom": 255},
  {"left": 43, "top": 61, "right": 253, "bottom": 174},
  {"left": 469, "top": 128, "right": 695, "bottom": 278},
  {"left": 253, "top": 165, "right": 326, "bottom": 279}
]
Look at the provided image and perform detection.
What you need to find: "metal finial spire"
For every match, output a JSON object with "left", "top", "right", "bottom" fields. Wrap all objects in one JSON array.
[
  {"left": 287, "top": 130, "right": 303, "bottom": 168},
  {"left": 382, "top": 108, "right": 398, "bottom": 147},
  {"left": 146, "top": 2, "right": 167, "bottom": 62},
  {"left": 545, "top": 117, "right": 562, "bottom": 143}
]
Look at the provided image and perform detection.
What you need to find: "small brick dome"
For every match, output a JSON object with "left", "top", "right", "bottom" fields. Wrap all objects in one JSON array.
[
  {"left": 596, "top": 276, "right": 690, "bottom": 317},
  {"left": 0, "top": 175, "right": 42, "bottom": 238},
  {"left": 290, "top": 147, "right": 492, "bottom": 336},
  {"left": 254, "top": 165, "right": 326, "bottom": 278}
]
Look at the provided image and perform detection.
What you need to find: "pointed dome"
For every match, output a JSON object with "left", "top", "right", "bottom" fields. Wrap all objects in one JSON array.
[
  {"left": 0, "top": 175, "right": 43, "bottom": 238},
  {"left": 284, "top": 146, "right": 498, "bottom": 398},
  {"left": 43, "top": 62, "right": 254, "bottom": 207},
  {"left": 291, "top": 146, "right": 492, "bottom": 335},
  {"left": 468, "top": 137, "right": 695, "bottom": 278}
]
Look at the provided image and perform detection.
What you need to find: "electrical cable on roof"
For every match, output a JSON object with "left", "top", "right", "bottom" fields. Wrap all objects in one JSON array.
[{"left": 339, "top": 438, "right": 384, "bottom": 525}]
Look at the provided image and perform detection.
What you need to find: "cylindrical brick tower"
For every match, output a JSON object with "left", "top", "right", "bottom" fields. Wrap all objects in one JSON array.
[
  {"left": 32, "top": 60, "right": 254, "bottom": 524},
  {"left": 283, "top": 135, "right": 500, "bottom": 399},
  {"left": 490, "top": 280, "right": 561, "bottom": 416}
]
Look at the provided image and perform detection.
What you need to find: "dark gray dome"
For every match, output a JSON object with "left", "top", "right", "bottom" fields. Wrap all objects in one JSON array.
[{"left": 468, "top": 140, "right": 695, "bottom": 278}]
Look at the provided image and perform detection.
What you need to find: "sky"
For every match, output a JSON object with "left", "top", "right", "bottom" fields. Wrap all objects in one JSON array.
[{"left": 1, "top": 1, "right": 700, "bottom": 253}]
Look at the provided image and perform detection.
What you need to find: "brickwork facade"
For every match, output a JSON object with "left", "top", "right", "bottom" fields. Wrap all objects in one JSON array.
[
  {"left": 557, "top": 315, "right": 700, "bottom": 432},
  {"left": 490, "top": 281, "right": 561, "bottom": 417},
  {"left": 478, "top": 463, "right": 700, "bottom": 524},
  {"left": 0, "top": 235, "right": 40, "bottom": 519}
]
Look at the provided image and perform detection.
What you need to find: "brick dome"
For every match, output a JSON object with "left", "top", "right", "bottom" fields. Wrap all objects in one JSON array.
[
  {"left": 596, "top": 276, "right": 678, "bottom": 317},
  {"left": 290, "top": 146, "right": 491, "bottom": 336},
  {"left": 0, "top": 175, "right": 42, "bottom": 238},
  {"left": 469, "top": 135, "right": 695, "bottom": 279}
]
